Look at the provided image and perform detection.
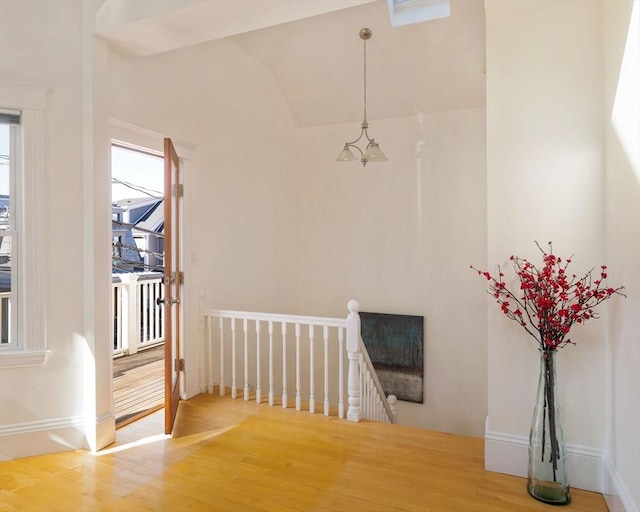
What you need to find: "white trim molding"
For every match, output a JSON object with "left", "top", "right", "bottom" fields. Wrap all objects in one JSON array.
[
  {"left": 108, "top": 117, "right": 197, "bottom": 160},
  {"left": 0, "top": 79, "right": 48, "bottom": 110},
  {"left": 0, "top": 416, "right": 85, "bottom": 461},
  {"left": 485, "top": 421, "right": 604, "bottom": 493},
  {"left": 0, "top": 80, "right": 48, "bottom": 368}
]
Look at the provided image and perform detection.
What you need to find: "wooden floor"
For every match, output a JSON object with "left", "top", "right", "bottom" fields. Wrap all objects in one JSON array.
[
  {"left": 113, "top": 345, "right": 164, "bottom": 426},
  {"left": 0, "top": 392, "right": 608, "bottom": 512}
]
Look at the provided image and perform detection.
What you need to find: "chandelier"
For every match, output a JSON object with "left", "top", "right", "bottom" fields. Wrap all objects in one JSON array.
[{"left": 336, "top": 28, "right": 387, "bottom": 167}]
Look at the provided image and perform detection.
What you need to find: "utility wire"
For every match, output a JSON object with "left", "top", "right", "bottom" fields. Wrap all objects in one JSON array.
[
  {"left": 111, "top": 177, "right": 163, "bottom": 199},
  {"left": 113, "top": 242, "right": 164, "bottom": 259},
  {"left": 111, "top": 257, "right": 164, "bottom": 273},
  {"left": 112, "top": 220, "right": 164, "bottom": 238}
]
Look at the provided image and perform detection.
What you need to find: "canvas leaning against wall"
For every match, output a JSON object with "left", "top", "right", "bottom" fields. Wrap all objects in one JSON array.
[{"left": 360, "top": 312, "right": 424, "bottom": 403}]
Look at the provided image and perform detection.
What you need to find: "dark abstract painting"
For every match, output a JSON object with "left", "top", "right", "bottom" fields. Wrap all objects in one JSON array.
[{"left": 360, "top": 312, "right": 424, "bottom": 403}]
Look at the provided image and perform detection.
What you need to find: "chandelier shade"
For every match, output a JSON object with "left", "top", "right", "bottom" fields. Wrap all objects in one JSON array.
[{"left": 336, "top": 28, "right": 387, "bottom": 167}]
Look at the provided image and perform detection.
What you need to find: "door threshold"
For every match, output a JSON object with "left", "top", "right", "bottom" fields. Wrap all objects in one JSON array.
[{"left": 116, "top": 404, "right": 164, "bottom": 429}]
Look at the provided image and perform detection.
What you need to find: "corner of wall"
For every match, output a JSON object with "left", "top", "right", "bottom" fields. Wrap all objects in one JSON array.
[{"left": 602, "top": 453, "right": 639, "bottom": 512}]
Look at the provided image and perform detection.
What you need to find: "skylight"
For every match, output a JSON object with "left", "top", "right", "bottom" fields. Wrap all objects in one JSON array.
[{"left": 387, "top": 0, "right": 450, "bottom": 27}]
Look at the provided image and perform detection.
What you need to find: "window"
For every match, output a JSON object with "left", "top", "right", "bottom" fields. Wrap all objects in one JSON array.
[
  {"left": 0, "top": 112, "right": 18, "bottom": 348},
  {"left": 0, "top": 80, "right": 47, "bottom": 367},
  {"left": 387, "top": 0, "right": 450, "bottom": 27}
]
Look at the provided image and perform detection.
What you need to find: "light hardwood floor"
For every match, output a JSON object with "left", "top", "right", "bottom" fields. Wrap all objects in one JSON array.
[{"left": 0, "top": 392, "right": 608, "bottom": 512}]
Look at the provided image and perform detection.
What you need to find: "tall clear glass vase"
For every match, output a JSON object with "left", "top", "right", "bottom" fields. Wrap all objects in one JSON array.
[{"left": 527, "top": 349, "right": 571, "bottom": 505}]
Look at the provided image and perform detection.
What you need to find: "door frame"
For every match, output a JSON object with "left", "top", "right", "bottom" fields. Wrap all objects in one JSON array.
[{"left": 107, "top": 120, "right": 193, "bottom": 436}]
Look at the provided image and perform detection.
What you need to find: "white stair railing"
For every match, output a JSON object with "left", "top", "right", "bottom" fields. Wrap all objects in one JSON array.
[
  {"left": 360, "top": 342, "right": 398, "bottom": 423},
  {"left": 345, "top": 300, "right": 398, "bottom": 424},
  {"left": 203, "top": 299, "right": 397, "bottom": 424}
]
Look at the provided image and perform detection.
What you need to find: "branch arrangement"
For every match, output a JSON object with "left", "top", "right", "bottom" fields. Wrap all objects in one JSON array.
[{"left": 472, "top": 241, "right": 625, "bottom": 351}]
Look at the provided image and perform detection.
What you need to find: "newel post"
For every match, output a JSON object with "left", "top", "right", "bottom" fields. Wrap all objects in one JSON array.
[
  {"left": 346, "top": 299, "right": 362, "bottom": 422},
  {"left": 387, "top": 394, "right": 398, "bottom": 424}
]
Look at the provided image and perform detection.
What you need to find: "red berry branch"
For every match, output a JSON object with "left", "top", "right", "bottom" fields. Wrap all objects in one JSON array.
[{"left": 471, "top": 241, "right": 625, "bottom": 352}]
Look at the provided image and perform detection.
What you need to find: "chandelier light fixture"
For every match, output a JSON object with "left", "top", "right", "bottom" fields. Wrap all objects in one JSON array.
[{"left": 336, "top": 27, "right": 387, "bottom": 167}]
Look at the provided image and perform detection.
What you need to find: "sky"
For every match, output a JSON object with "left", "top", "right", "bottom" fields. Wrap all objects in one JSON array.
[{"left": 111, "top": 145, "right": 164, "bottom": 202}]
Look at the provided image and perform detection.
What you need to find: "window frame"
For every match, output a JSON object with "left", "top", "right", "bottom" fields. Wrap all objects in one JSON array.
[
  {"left": 0, "top": 79, "right": 47, "bottom": 367},
  {"left": 0, "top": 117, "right": 19, "bottom": 348}
]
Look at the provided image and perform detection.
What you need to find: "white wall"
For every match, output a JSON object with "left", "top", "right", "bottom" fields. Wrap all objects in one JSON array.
[
  {"left": 107, "top": 25, "right": 489, "bottom": 435},
  {"left": 295, "top": 110, "right": 487, "bottom": 435},
  {"left": 107, "top": 37, "right": 300, "bottom": 400},
  {"left": 485, "top": 0, "right": 624, "bottom": 494},
  {"left": 603, "top": 2, "right": 640, "bottom": 510},
  {"left": 0, "top": 0, "right": 113, "bottom": 458}
]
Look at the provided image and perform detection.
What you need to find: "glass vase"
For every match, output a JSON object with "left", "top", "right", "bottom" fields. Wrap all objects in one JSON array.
[{"left": 527, "top": 349, "right": 571, "bottom": 505}]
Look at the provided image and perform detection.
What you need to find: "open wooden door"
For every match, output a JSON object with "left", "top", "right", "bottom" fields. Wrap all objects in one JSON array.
[{"left": 163, "top": 138, "right": 183, "bottom": 434}]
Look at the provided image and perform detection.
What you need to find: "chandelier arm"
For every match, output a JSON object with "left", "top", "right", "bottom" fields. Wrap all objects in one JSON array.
[
  {"left": 362, "top": 126, "right": 374, "bottom": 143},
  {"left": 345, "top": 127, "right": 366, "bottom": 147}
]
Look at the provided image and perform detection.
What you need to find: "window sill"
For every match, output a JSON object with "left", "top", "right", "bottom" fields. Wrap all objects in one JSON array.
[{"left": 0, "top": 350, "right": 48, "bottom": 368}]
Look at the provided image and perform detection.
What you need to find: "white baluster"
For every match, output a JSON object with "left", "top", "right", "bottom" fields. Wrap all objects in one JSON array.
[
  {"left": 206, "top": 316, "right": 213, "bottom": 393},
  {"left": 256, "top": 320, "right": 262, "bottom": 404},
  {"left": 282, "top": 322, "right": 288, "bottom": 408},
  {"left": 231, "top": 318, "right": 237, "bottom": 399},
  {"left": 114, "top": 282, "right": 123, "bottom": 353},
  {"left": 141, "top": 282, "right": 148, "bottom": 344},
  {"left": 268, "top": 320, "right": 274, "bottom": 406},
  {"left": 365, "top": 361, "right": 370, "bottom": 419},
  {"left": 368, "top": 374, "right": 375, "bottom": 420},
  {"left": 243, "top": 318, "right": 250, "bottom": 401},
  {"left": 295, "top": 323, "right": 301, "bottom": 411},
  {"left": 369, "top": 377, "right": 375, "bottom": 420},
  {"left": 359, "top": 364, "right": 366, "bottom": 419},
  {"left": 362, "top": 372, "right": 368, "bottom": 420},
  {"left": 323, "top": 325, "right": 329, "bottom": 416},
  {"left": 346, "top": 299, "right": 361, "bottom": 423},
  {"left": 219, "top": 316, "right": 225, "bottom": 396},
  {"left": 151, "top": 283, "right": 161, "bottom": 341},
  {"left": 338, "top": 326, "right": 345, "bottom": 419},
  {"left": 309, "top": 325, "right": 315, "bottom": 414}
]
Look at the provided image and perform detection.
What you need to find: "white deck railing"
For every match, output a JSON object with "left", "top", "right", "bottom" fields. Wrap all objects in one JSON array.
[
  {"left": 112, "top": 272, "right": 164, "bottom": 356},
  {"left": 202, "top": 300, "right": 397, "bottom": 424}
]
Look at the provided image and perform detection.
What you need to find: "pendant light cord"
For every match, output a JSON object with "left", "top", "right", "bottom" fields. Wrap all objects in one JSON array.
[{"left": 363, "top": 38, "right": 368, "bottom": 124}]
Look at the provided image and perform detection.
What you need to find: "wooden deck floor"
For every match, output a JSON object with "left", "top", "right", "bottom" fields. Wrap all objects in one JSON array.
[
  {"left": 2, "top": 392, "right": 609, "bottom": 512},
  {"left": 113, "top": 345, "right": 164, "bottom": 426}
]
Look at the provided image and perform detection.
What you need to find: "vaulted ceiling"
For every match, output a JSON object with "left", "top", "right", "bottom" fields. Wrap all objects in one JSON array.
[{"left": 97, "top": 0, "right": 486, "bottom": 128}]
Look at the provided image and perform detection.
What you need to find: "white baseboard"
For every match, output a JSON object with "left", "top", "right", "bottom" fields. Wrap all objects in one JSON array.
[
  {"left": 0, "top": 415, "right": 85, "bottom": 460},
  {"left": 484, "top": 429, "right": 604, "bottom": 493},
  {"left": 603, "top": 454, "right": 638, "bottom": 512},
  {"left": 93, "top": 412, "right": 116, "bottom": 452}
]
